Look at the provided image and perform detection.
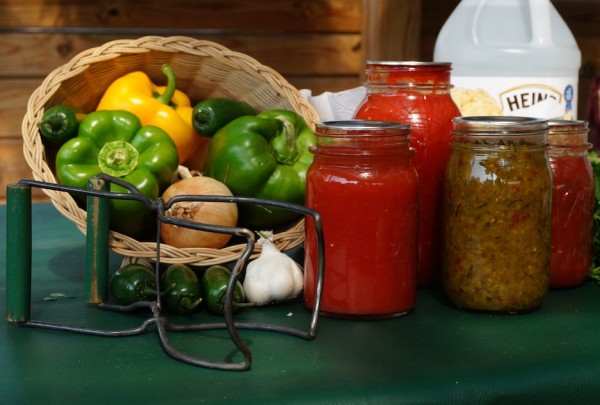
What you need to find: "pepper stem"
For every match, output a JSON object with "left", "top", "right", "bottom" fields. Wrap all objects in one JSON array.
[
  {"left": 232, "top": 301, "right": 257, "bottom": 309},
  {"left": 41, "top": 115, "right": 66, "bottom": 134},
  {"left": 156, "top": 64, "right": 177, "bottom": 106},
  {"left": 98, "top": 140, "right": 139, "bottom": 177},
  {"left": 271, "top": 118, "right": 298, "bottom": 166},
  {"left": 139, "top": 287, "right": 159, "bottom": 297},
  {"left": 180, "top": 296, "right": 202, "bottom": 311}
]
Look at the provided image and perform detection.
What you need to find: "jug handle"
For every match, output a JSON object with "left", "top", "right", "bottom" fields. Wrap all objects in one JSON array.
[
  {"left": 529, "top": 0, "right": 553, "bottom": 46},
  {"left": 471, "top": 0, "right": 485, "bottom": 46},
  {"left": 471, "top": 0, "right": 554, "bottom": 47}
]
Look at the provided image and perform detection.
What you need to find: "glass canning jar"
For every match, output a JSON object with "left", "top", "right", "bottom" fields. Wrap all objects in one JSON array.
[
  {"left": 354, "top": 61, "right": 461, "bottom": 286},
  {"left": 303, "top": 120, "right": 419, "bottom": 319},
  {"left": 442, "top": 116, "right": 552, "bottom": 314},
  {"left": 547, "top": 120, "right": 593, "bottom": 288}
]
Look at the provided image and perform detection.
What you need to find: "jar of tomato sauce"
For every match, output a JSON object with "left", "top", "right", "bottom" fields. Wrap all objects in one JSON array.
[
  {"left": 442, "top": 117, "right": 552, "bottom": 314},
  {"left": 354, "top": 61, "right": 460, "bottom": 286},
  {"left": 303, "top": 120, "right": 418, "bottom": 319},
  {"left": 547, "top": 120, "right": 594, "bottom": 289}
]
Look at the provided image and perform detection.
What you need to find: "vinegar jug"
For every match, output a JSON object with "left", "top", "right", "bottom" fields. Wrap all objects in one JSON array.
[{"left": 434, "top": 0, "right": 581, "bottom": 119}]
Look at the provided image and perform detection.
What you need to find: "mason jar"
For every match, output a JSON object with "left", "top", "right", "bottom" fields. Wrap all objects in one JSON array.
[
  {"left": 303, "top": 120, "right": 419, "bottom": 319},
  {"left": 442, "top": 116, "right": 552, "bottom": 313},
  {"left": 547, "top": 120, "right": 594, "bottom": 288},
  {"left": 354, "top": 61, "right": 461, "bottom": 286}
]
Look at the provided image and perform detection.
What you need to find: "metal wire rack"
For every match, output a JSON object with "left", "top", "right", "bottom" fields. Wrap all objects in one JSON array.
[{"left": 5, "top": 174, "right": 325, "bottom": 371}]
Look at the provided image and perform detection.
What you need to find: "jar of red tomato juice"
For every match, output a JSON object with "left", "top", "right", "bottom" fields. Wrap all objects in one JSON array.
[
  {"left": 303, "top": 120, "right": 419, "bottom": 319},
  {"left": 354, "top": 61, "right": 460, "bottom": 286},
  {"left": 547, "top": 120, "right": 594, "bottom": 288}
]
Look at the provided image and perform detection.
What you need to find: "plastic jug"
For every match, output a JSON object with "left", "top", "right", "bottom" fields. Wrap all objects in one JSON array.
[{"left": 434, "top": 0, "right": 581, "bottom": 119}]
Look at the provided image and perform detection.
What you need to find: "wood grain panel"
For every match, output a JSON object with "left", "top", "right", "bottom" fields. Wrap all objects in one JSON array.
[
  {"left": 361, "top": 0, "right": 421, "bottom": 61},
  {"left": 288, "top": 76, "right": 362, "bottom": 95},
  {"left": 0, "top": 32, "right": 362, "bottom": 77},
  {"left": 554, "top": 1, "right": 600, "bottom": 37},
  {"left": 0, "top": 80, "right": 40, "bottom": 137},
  {"left": 0, "top": 0, "right": 361, "bottom": 32},
  {"left": 0, "top": 138, "right": 47, "bottom": 201}
]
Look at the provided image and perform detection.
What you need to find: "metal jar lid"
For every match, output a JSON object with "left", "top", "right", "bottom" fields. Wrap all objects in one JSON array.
[
  {"left": 452, "top": 116, "right": 549, "bottom": 135},
  {"left": 315, "top": 120, "right": 411, "bottom": 136}
]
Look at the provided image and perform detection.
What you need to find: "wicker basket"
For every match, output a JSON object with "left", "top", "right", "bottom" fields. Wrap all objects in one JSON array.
[{"left": 22, "top": 36, "right": 319, "bottom": 266}]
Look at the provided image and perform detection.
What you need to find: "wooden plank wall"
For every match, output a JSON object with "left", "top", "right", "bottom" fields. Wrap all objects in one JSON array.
[{"left": 1, "top": 0, "right": 598, "bottom": 202}]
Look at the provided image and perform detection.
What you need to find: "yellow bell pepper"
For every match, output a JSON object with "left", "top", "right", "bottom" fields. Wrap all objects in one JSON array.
[{"left": 96, "top": 64, "right": 201, "bottom": 163}]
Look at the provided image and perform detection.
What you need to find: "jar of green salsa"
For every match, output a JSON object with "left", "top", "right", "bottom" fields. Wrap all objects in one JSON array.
[{"left": 442, "top": 117, "right": 552, "bottom": 314}]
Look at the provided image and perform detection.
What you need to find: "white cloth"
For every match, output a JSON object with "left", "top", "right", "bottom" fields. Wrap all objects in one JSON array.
[{"left": 300, "top": 87, "right": 367, "bottom": 121}]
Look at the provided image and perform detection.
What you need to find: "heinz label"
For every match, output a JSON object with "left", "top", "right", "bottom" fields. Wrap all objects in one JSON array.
[{"left": 450, "top": 76, "right": 577, "bottom": 120}]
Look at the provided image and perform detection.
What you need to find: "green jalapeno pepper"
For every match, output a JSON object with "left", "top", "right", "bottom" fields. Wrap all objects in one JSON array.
[
  {"left": 201, "top": 265, "right": 251, "bottom": 314},
  {"left": 109, "top": 263, "right": 158, "bottom": 305},
  {"left": 39, "top": 105, "right": 87, "bottom": 145},
  {"left": 161, "top": 264, "right": 202, "bottom": 315},
  {"left": 192, "top": 98, "right": 257, "bottom": 136}
]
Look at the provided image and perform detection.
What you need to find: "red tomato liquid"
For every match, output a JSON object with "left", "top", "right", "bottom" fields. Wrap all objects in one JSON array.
[
  {"left": 304, "top": 150, "right": 419, "bottom": 318},
  {"left": 355, "top": 83, "right": 459, "bottom": 286},
  {"left": 549, "top": 155, "right": 594, "bottom": 288}
]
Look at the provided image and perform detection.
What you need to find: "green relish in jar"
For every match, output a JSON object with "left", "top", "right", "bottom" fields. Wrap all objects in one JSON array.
[{"left": 442, "top": 117, "right": 552, "bottom": 314}]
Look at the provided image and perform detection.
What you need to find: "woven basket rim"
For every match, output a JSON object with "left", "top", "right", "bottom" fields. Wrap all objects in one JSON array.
[{"left": 21, "top": 35, "right": 318, "bottom": 265}]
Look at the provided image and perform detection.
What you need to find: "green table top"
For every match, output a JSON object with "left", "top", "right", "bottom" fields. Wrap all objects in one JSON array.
[{"left": 2, "top": 203, "right": 600, "bottom": 404}]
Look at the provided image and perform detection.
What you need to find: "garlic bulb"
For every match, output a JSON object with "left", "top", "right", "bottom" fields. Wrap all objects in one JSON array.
[{"left": 243, "top": 231, "right": 304, "bottom": 306}]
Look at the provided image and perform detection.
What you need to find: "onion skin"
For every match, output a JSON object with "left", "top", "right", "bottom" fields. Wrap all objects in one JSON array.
[{"left": 161, "top": 175, "right": 238, "bottom": 249}]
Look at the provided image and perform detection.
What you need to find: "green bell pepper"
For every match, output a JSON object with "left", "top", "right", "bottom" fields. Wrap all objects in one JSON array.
[
  {"left": 55, "top": 110, "right": 179, "bottom": 238},
  {"left": 203, "top": 109, "right": 316, "bottom": 229}
]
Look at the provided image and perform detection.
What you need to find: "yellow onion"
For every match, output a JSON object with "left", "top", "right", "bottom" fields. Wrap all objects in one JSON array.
[{"left": 161, "top": 167, "right": 238, "bottom": 249}]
